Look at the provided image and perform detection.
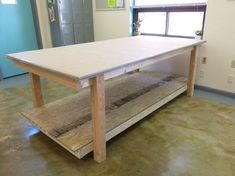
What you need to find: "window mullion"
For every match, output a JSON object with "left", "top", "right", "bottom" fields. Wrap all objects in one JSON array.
[{"left": 165, "top": 12, "right": 170, "bottom": 36}]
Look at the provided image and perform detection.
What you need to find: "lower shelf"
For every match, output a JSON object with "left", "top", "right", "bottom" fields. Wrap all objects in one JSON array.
[{"left": 22, "top": 71, "right": 187, "bottom": 159}]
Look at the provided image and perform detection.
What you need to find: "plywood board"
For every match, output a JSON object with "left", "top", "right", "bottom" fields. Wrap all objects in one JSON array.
[
  {"left": 22, "top": 71, "right": 187, "bottom": 158},
  {"left": 7, "top": 36, "right": 205, "bottom": 81}
]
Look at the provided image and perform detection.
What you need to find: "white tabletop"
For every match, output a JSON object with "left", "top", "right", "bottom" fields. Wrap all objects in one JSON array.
[{"left": 8, "top": 36, "right": 205, "bottom": 80}]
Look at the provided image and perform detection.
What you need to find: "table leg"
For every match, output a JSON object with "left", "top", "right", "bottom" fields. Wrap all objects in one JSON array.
[
  {"left": 29, "top": 73, "right": 44, "bottom": 107},
  {"left": 90, "top": 75, "right": 106, "bottom": 163},
  {"left": 187, "top": 46, "right": 198, "bottom": 97}
]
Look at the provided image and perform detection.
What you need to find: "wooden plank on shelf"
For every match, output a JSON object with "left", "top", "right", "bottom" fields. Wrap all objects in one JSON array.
[
  {"left": 22, "top": 71, "right": 187, "bottom": 159},
  {"left": 77, "top": 85, "right": 187, "bottom": 158}
]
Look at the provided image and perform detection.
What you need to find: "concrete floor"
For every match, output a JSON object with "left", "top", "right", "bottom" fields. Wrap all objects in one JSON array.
[
  {"left": 0, "top": 74, "right": 29, "bottom": 89},
  {"left": 0, "top": 77, "right": 235, "bottom": 176}
]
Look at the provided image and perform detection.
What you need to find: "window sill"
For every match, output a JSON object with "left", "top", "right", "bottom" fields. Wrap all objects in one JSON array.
[{"left": 140, "top": 33, "right": 196, "bottom": 39}]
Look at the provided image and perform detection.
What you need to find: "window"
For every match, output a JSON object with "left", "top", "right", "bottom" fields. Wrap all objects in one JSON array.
[
  {"left": 168, "top": 12, "right": 204, "bottom": 36},
  {"left": 135, "top": 0, "right": 207, "bottom": 6},
  {"left": 0, "top": 0, "right": 17, "bottom": 4},
  {"left": 133, "top": 0, "right": 207, "bottom": 38},
  {"left": 139, "top": 12, "right": 166, "bottom": 35}
]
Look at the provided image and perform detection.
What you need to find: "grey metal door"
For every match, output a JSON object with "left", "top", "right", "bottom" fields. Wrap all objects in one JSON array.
[
  {"left": 58, "top": 0, "right": 74, "bottom": 45},
  {"left": 58, "top": 0, "right": 73, "bottom": 23},
  {"left": 48, "top": 0, "right": 63, "bottom": 47},
  {"left": 49, "top": 0, "right": 94, "bottom": 46},
  {"left": 83, "top": 0, "right": 93, "bottom": 23},
  {"left": 84, "top": 23, "right": 94, "bottom": 42},
  {"left": 72, "top": 0, "right": 84, "bottom": 44},
  {"left": 82, "top": 0, "right": 94, "bottom": 43},
  {"left": 73, "top": 0, "right": 94, "bottom": 44},
  {"left": 74, "top": 23, "right": 85, "bottom": 44},
  {"left": 61, "top": 23, "right": 75, "bottom": 45},
  {"left": 72, "top": 0, "right": 83, "bottom": 23}
]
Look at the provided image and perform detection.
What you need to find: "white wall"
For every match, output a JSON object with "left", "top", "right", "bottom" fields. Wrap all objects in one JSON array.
[
  {"left": 92, "top": 0, "right": 235, "bottom": 93},
  {"left": 196, "top": 0, "right": 235, "bottom": 93},
  {"left": 92, "top": 0, "right": 130, "bottom": 41}
]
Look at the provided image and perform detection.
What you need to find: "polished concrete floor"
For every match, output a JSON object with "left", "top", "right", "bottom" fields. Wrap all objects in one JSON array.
[{"left": 0, "top": 78, "right": 235, "bottom": 176}]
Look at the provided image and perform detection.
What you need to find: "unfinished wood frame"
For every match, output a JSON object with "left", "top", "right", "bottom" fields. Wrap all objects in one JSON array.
[
  {"left": 90, "top": 75, "right": 106, "bottom": 163},
  {"left": 29, "top": 73, "right": 44, "bottom": 108},
  {"left": 187, "top": 46, "right": 198, "bottom": 97},
  {"left": 22, "top": 71, "right": 187, "bottom": 159},
  {"left": 8, "top": 36, "right": 205, "bottom": 163},
  {"left": 15, "top": 61, "right": 80, "bottom": 90},
  {"left": 17, "top": 46, "right": 199, "bottom": 163}
]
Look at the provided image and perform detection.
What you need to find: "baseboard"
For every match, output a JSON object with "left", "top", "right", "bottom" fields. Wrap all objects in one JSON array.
[
  {"left": 195, "top": 85, "right": 235, "bottom": 99},
  {"left": 2, "top": 72, "right": 28, "bottom": 80}
]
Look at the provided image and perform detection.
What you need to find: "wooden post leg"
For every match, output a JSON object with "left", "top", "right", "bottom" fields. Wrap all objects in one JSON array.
[
  {"left": 90, "top": 75, "right": 106, "bottom": 163},
  {"left": 187, "top": 46, "right": 198, "bottom": 97},
  {"left": 29, "top": 73, "right": 44, "bottom": 107}
]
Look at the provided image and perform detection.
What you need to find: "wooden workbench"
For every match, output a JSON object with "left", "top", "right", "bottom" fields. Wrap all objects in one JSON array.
[{"left": 7, "top": 36, "right": 205, "bottom": 163}]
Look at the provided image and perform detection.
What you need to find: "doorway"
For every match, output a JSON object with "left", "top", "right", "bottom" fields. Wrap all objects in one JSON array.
[{"left": 0, "top": 0, "right": 38, "bottom": 78}]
